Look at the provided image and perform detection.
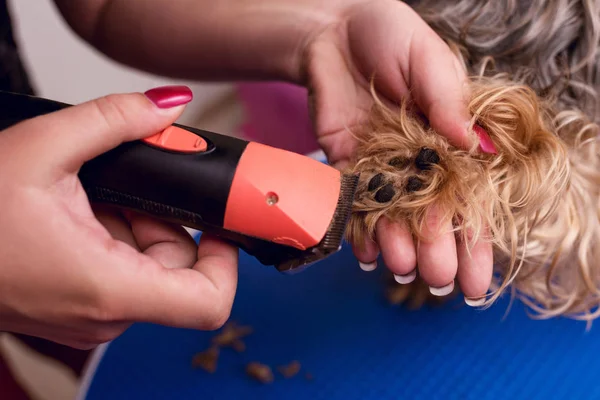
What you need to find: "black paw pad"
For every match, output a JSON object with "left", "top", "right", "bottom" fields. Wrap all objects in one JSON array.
[
  {"left": 388, "top": 157, "right": 410, "bottom": 168},
  {"left": 368, "top": 173, "right": 385, "bottom": 191},
  {"left": 415, "top": 147, "right": 440, "bottom": 170},
  {"left": 374, "top": 183, "right": 396, "bottom": 203},
  {"left": 405, "top": 176, "right": 424, "bottom": 193}
]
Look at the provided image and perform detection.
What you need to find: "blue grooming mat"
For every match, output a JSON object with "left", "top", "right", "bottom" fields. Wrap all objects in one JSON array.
[{"left": 84, "top": 232, "right": 600, "bottom": 400}]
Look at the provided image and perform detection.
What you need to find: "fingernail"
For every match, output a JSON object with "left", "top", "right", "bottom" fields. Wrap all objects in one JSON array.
[
  {"left": 394, "top": 270, "right": 416, "bottom": 284},
  {"left": 429, "top": 281, "right": 454, "bottom": 296},
  {"left": 144, "top": 85, "right": 193, "bottom": 109},
  {"left": 473, "top": 124, "right": 497, "bottom": 154},
  {"left": 359, "top": 261, "right": 377, "bottom": 271},
  {"left": 464, "top": 296, "right": 486, "bottom": 307}
]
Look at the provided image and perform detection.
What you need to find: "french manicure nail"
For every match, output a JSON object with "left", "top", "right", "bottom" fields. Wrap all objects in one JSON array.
[
  {"left": 473, "top": 124, "right": 497, "bottom": 154},
  {"left": 429, "top": 281, "right": 454, "bottom": 296},
  {"left": 144, "top": 85, "right": 193, "bottom": 109},
  {"left": 464, "top": 296, "right": 486, "bottom": 307},
  {"left": 394, "top": 270, "right": 416, "bottom": 284},
  {"left": 359, "top": 261, "right": 377, "bottom": 272}
]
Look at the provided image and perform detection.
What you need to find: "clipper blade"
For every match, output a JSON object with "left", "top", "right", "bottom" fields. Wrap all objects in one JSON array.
[{"left": 275, "top": 173, "right": 359, "bottom": 273}]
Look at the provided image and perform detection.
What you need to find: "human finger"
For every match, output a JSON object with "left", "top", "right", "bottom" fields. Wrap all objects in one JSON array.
[
  {"left": 107, "top": 233, "right": 238, "bottom": 331},
  {"left": 456, "top": 229, "right": 494, "bottom": 306},
  {"left": 376, "top": 217, "right": 417, "bottom": 283},
  {"left": 416, "top": 206, "right": 458, "bottom": 295},
  {"left": 352, "top": 236, "right": 380, "bottom": 271},
  {"left": 125, "top": 210, "right": 198, "bottom": 270}
]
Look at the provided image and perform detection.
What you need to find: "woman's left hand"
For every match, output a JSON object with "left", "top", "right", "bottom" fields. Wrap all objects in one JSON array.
[{"left": 303, "top": 0, "right": 494, "bottom": 302}]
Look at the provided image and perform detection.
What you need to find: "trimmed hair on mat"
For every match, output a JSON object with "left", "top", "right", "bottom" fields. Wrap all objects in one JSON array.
[{"left": 345, "top": 0, "right": 600, "bottom": 322}]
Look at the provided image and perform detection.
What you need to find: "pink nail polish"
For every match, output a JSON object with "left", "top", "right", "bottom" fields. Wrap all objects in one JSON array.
[
  {"left": 473, "top": 124, "right": 497, "bottom": 154},
  {"left": 144, "top": 85, "right": 193, "bottom": 109}
]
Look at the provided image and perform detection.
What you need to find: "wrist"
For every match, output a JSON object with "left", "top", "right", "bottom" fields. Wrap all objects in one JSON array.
[
  {"left": 209, "top": 0, "right": 347, "bottom": 83},
  {"left": 269, "top": 0, "right": 375, "bottom": 84}
]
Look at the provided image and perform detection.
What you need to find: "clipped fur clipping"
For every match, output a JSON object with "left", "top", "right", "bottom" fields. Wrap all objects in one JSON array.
[{"left": 344, "top": 0, "right": 600, "bottom": 322}]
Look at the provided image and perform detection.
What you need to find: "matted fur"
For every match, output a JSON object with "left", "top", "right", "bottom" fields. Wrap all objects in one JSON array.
[{"left": 345, "top": 0, "right": 600, "bottom": 322}]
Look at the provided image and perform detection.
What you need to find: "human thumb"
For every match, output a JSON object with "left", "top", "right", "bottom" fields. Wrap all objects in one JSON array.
[{"left": 8, "top": 85, "right": 192, "bottom": 175}]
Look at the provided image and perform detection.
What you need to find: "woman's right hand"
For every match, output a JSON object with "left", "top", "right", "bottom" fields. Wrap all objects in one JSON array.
[{"left": 0, "top": 86, "right": 239, "bottom": 349}]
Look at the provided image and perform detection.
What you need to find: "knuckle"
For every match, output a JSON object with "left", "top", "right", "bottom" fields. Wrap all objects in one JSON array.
[{"left": 92, "top": 94, "right": 130, "bottom": 131}]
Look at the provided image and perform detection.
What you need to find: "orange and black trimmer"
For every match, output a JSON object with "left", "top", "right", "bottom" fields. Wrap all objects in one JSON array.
[{"left": 0, "top": 91, "right": 359, "bottom": 273}]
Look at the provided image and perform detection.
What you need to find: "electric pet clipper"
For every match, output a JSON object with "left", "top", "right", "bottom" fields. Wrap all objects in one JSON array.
[{"left": 0, "top": 91, "right": 359, "bottom": 273}]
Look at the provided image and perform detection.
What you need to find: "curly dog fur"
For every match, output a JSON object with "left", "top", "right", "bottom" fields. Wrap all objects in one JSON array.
[{"left": 345, "top": 0, "right": 600, "bottom": 322}]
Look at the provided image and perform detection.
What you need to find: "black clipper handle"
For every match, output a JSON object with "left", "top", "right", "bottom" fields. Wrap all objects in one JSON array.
[
  {"left": 0, "top": 91, "right": 317, "bottom": 270},
  {"left": 79, "top": 126, "right": 312, "bottom": 268}
]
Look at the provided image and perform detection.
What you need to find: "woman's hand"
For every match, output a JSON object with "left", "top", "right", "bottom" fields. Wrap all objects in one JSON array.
[
  {"left": 303, "top": 1, "right": 494, "bottom": 302},
  {"left": 0, "top": 86, "right": 238, "bottom": 349}
]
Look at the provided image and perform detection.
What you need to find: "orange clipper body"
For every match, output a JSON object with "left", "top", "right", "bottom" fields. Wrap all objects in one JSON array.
[
  {"left": 224, "top": 141, "right": 342, "bottom": 252},
  {"left": 0, "top": 91, "right": 358, "bottom": 272}
]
